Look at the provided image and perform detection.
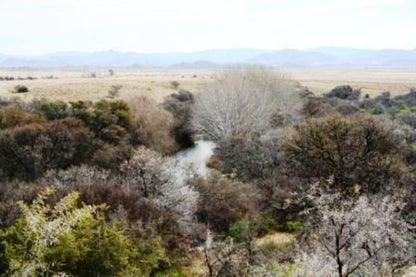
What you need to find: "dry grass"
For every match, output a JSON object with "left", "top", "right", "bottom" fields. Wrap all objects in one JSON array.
[
  {"left": 255, "top": 232, "right": 295, "bottom": 247},
  {"left": 0, "top": 68, "right": 415, "bottom": 103},
  {"left": 285, "top": 68, "right": 416, "bottom": 96},
  {"left": 0, "top": 68, "right": 210, "bottom": 103}
]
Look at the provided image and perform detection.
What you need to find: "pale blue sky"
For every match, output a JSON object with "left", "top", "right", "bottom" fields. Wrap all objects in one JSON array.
[{"left": 0, "top": 0, "right": 415, "bottom": 55}]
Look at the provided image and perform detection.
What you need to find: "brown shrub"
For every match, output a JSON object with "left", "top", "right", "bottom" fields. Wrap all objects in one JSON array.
[
  {"left": 129, "top": 97, "right": 177, "bottom": 154},
  {"left": 189, "top": 173, "right": 260, "bottom": 233},
  {"left": 0, "top": 107, "right": 44, "bottom": 128},
  {"left": 90, "top": 144, "right": 131, "bottom": 171},
  {"left": 302, "top": 97, "right": 361, "bottom": 118},
  {"left": 0, "top": 118, "right": 95, "bottom": 180}
]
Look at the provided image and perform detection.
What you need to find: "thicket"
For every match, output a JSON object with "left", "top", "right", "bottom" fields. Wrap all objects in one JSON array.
[
  {"left": 0, "top": 97, "right": 178, "bottom": 181},
  {"left": 0, "top": 74, "right": 415, "bottom": 276}
]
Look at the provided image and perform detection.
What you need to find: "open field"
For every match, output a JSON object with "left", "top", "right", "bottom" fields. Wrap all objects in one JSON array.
[
  {"left": 285, "top": 68, "right": 416, "bottom": 96},
  {"left": 0, "top": 68, "right": 415, "bottom": 103}
]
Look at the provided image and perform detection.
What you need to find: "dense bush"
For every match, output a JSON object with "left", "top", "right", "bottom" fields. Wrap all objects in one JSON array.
[
  {"left": 325, "top": 85, "right": 360, "bottom": 100},
  {"left": 1, "top": 84, "right": 416, "bottom": 276},
  {"left": 302, "top": 97, "right": 361, "bottom": 118},
  {"left": 37, "top": 101, "right": 69, "bottom": 120},
  {"left": 0, "top": 188, "right": 169, "bottom": 276},
  {"left": 0, "top": 107, "right": 44, "bottom": 129},
  {"left": 391, "top": 88, "right": 416, "bottom": 107},
  {"left": 190, "top": 173, "right": 260, "bottom": 233},
  {"left": 284, "top": 114, "right": 407, "bottom": 193},
  {"left": 13, "top": 85, "right": 29, "bottom": 93},
  {"left": 214, "top": 135, "right": 281, "bottom": 181},
  {"left": 0, "top": 118, "right": 94, "bottom": 180},
  {"left": 37, "top": 158, "right": 199, "bottom": 251},
  {"left": 163, "top": 90, "right": 195, "bottom": 149},
  {"left": 0, "top": 97, "right": 179, "bottom": 180},
  {"left": 128, "top": 97, "right": 177, "bottom": 154},
  {"left": 370, "top": 103, "right": 387, "bottom": 115}
]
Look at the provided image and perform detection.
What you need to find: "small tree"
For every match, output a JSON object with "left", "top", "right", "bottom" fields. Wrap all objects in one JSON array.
[
  {"left": 109, "top": 69, "right": 115, "bottom": 76},
  {"left": 107, "top": 85, "right": 122, "bottom": 98},
  {"left": 170, "top": 80, "right": 180, "bottom": 89}
]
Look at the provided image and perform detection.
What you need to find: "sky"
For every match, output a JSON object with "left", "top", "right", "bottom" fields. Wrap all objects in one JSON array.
[{"left": 0, "top": 0, "right": 415, "bottom": 55}]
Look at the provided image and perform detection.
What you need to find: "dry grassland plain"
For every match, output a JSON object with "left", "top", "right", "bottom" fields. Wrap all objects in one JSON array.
[{"left": 0, "top": 68, "right": 415, "bottom": 103}]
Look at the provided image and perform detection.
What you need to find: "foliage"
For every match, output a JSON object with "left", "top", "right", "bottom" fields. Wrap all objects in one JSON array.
[
  {"left": 190, "top": 173, "right": 259, "bottom": 233},
  {"left": 128, "top": 96, "right": 177, "bottom": 154},
  {"left": 325, "top": 85, "right": 361, "bottom": 100},
  {"left": 282, "top": 221, "right": 302, "bottom": 233},
  {"left": 163, "top": 90, "right": 195, "bottom": 149},
  {"left": 37, "top": 101, "right": 69, "bottom": 120},
  {"left": 214, "top": 135, "right": 281, "bottom": 181},
  {"left": 0, "top": 97, "right": 179, "bottom": 180},
  {"left": 370, "top": 103, "right": 387, "bottom": 115},
  {"left": 0, "top": 107, "right": 44, "bottom": 129},
  {"left": 13, "top": 85, "right": 29, "bottom": 93},
  {"left": 0, "top": 187, "right": 168, "bottom": 276},
  {"left": 302, "top": 97, "right": 361, "bottom": 118},
  {"left": 284, "top": 114, "right": 406, "bottom": 193},
  {"left": 0, "top": 118, "right": 95, "bottom": 180}
]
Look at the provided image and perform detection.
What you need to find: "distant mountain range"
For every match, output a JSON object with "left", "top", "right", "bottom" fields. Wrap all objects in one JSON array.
[{"left": 0, "top": 47, "right": 415, "bottom": 68}]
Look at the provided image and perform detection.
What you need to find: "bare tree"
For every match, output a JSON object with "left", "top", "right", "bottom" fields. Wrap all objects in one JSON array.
[
  {"left": 191, "top": 66, "right": 300, "bottom": 142},
  {"left": 298, "top": 188, "right": 415, "bottom": 277}
]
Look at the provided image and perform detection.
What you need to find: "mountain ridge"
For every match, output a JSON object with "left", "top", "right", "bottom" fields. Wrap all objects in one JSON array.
[{"left": 0, "top": 48, "right": 415, "bottom": 68}]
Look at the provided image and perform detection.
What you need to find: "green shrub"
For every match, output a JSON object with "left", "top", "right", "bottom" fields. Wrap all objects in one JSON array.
[
  {"left": 12, "top": 85, "right": 29, "bottom": 93},
  {"left": 228, "top": 220, "right": 251, "bottom": 242},
  {"left": 38, "top": 101, "right": 69, "bottom": 120},
  {"left": 371, "top": 103, "right": 387, "bottom": 115},
  {"left": 0, "top": 188, "right": 151, "bottom": 276},
  {"left": 282, "top": 221, "right": 302, "bottom": 232},
  {"left": 398, "top": 103, "right": 416, "bottom": 113}
]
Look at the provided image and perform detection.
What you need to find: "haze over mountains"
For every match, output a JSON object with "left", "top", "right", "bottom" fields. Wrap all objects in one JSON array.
[{"left": 0, "top": 48, "right": 415, "bottom": 68}]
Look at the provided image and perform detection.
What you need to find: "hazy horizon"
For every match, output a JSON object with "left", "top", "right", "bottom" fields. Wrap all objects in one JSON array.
[
  {"left": 1, "top": 46, "right": 416, "bottom": 57},
  {"left": 1, "top": 0, "right": 415, "bottom": 56}
]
